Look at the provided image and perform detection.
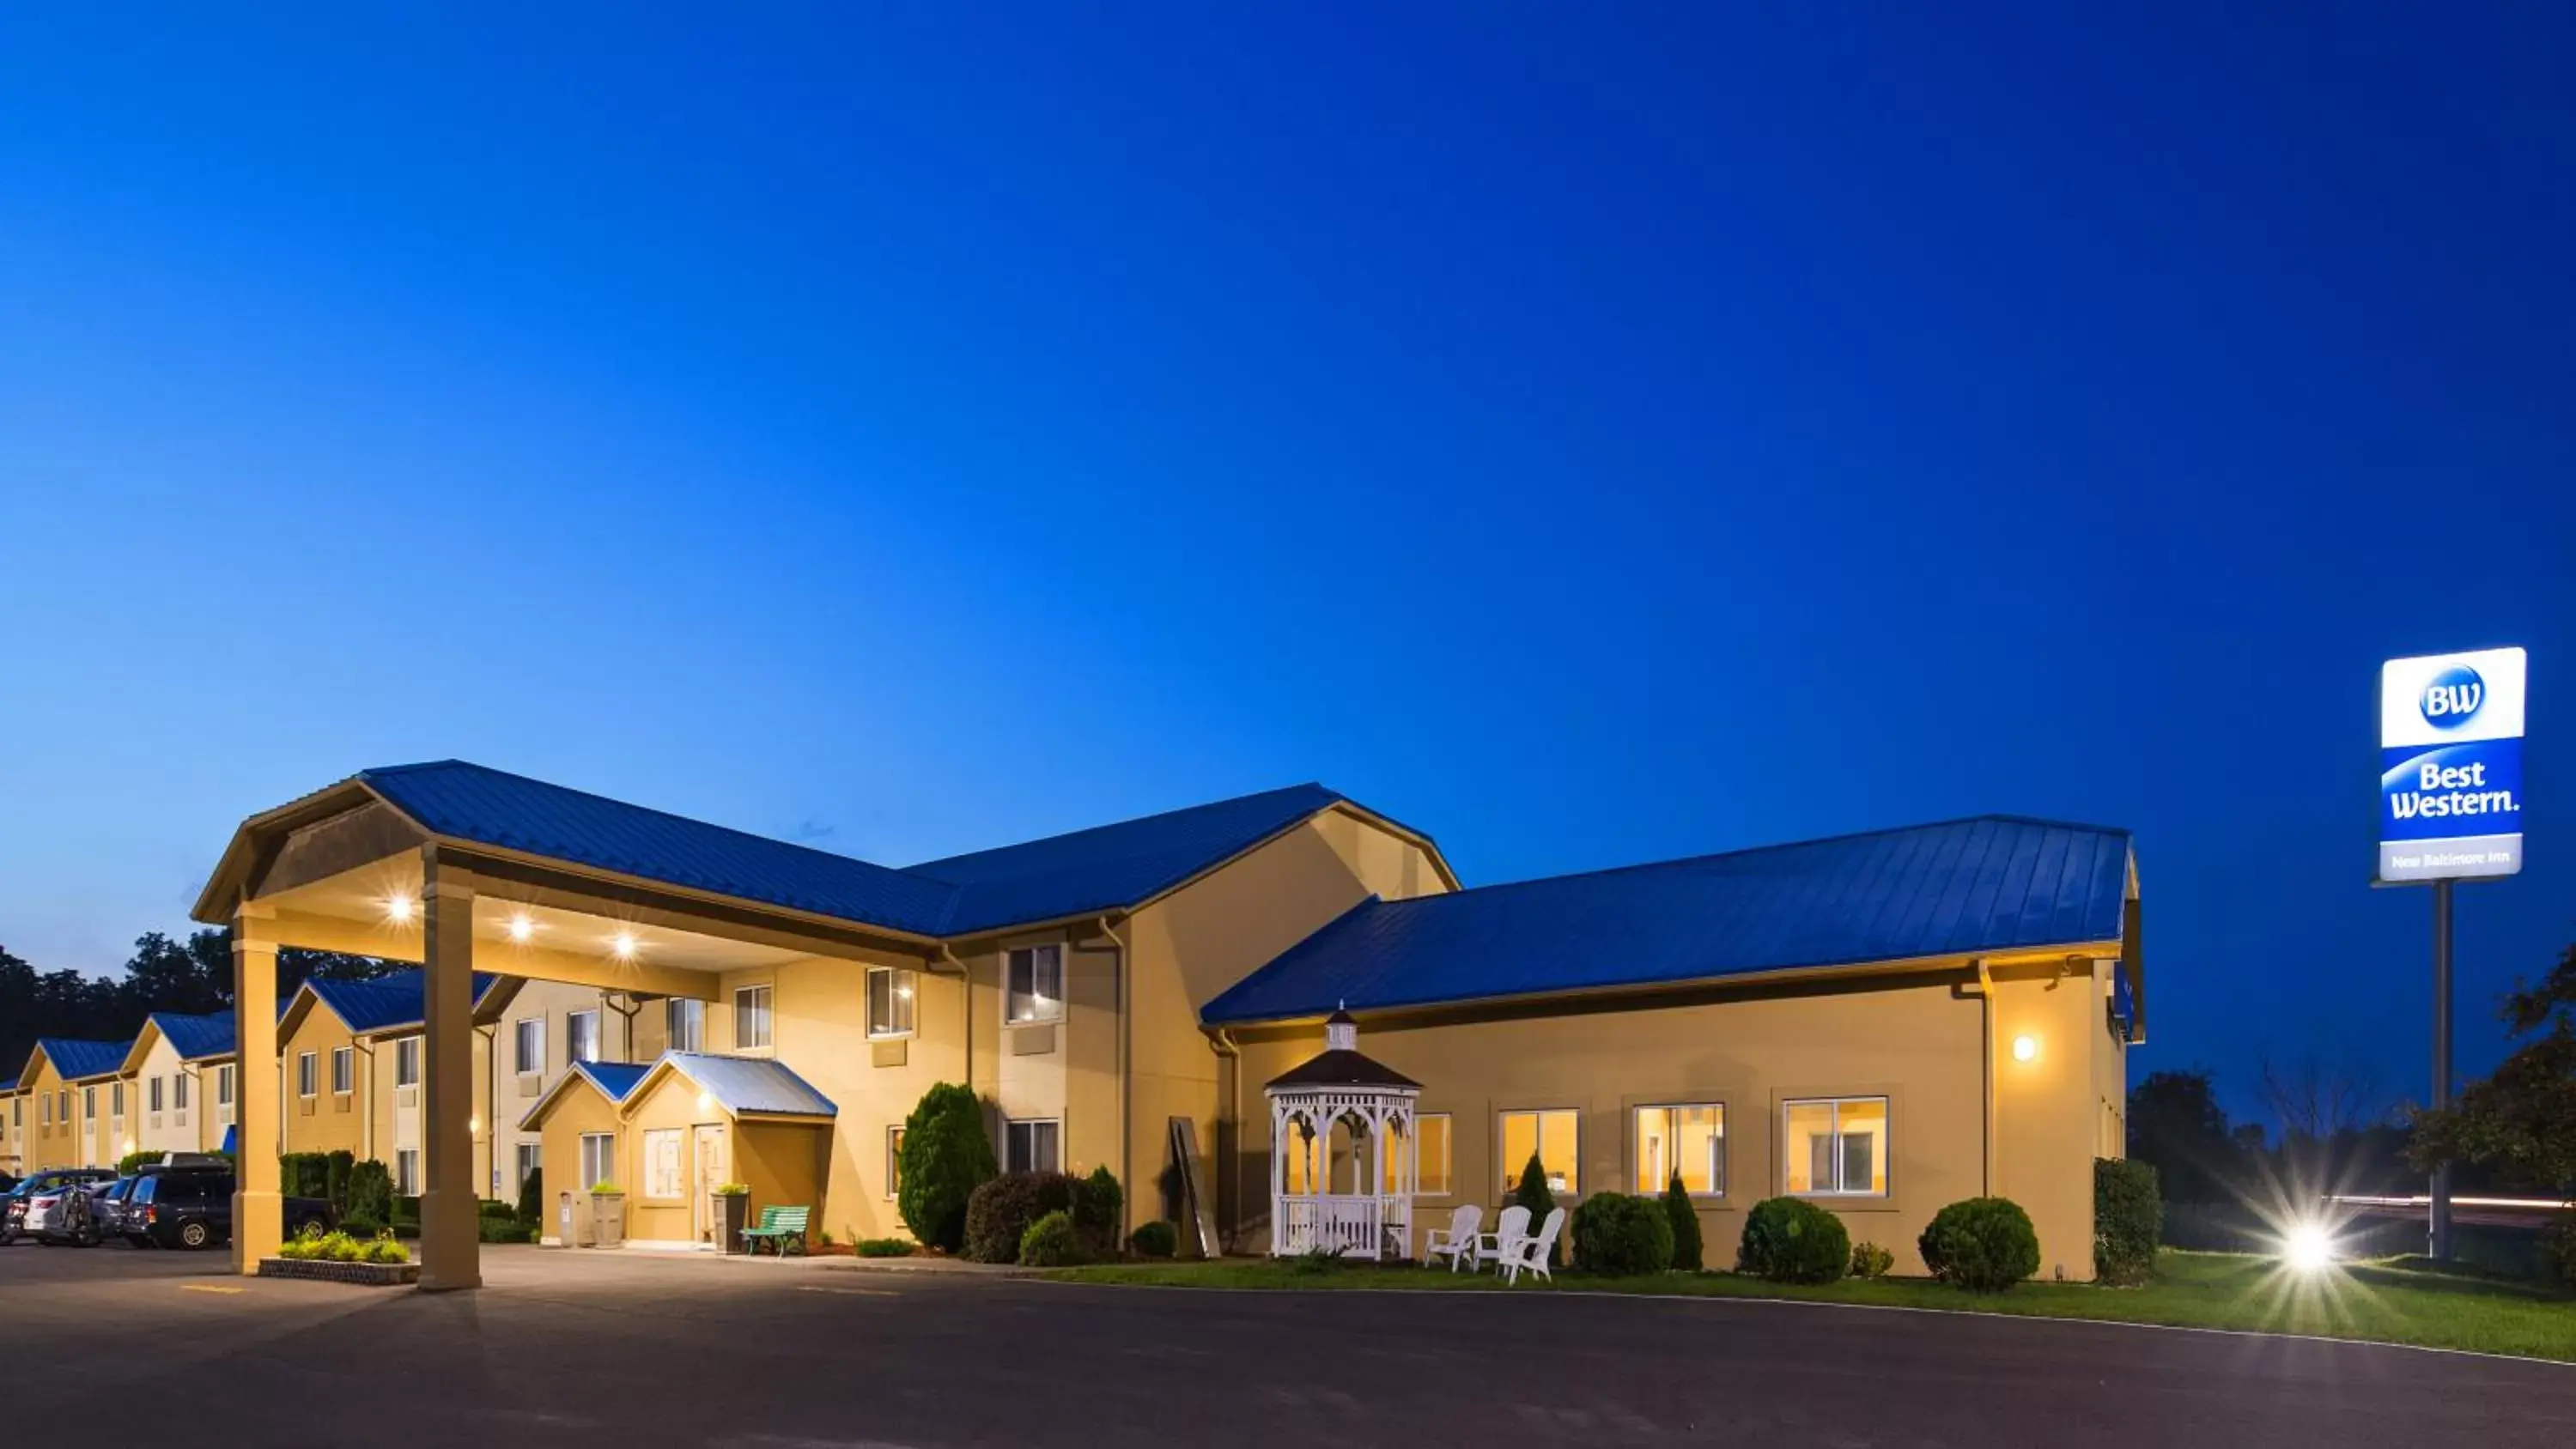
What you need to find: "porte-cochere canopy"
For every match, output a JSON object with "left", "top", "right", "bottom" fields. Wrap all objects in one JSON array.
[{"left": 1266, "top": 1009, "right": 1419, "bottom": 1259}]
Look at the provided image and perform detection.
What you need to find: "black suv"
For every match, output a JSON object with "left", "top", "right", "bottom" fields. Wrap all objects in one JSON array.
[{"left": 128, "top": 1170, "right": 337, "bottom": 1251}]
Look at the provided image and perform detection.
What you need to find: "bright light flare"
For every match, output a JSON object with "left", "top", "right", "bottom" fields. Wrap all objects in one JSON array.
[
  {"left": 507, "top": 912, "right": 536, "bottom": 944},
  {"left": 385, "top": 893, "right": 416, "bottom": 925},
  {"left": 2011, "top": 1034, "right": 2038, "bottom": 1063},
  {"left": 2284, "top": 1221, "right": 2336, "bottom": 1273},
  {"left": 610, "top": 931, "right": 639, "bottom": 960}
]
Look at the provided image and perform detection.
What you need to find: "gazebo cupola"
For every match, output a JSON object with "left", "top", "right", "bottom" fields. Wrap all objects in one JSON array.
[{"left": 1265, "top": 1006, "right": 1420, "bottom": 1260}]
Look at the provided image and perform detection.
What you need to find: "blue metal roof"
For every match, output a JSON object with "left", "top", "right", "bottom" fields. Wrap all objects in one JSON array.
[
  {"left": 572, "top": 1060, "right": 650, "bottom": 1102},
  {"left": 1203, "top": 815, "right": 2134, "bottom": 1025},
  {"left": 150, "top": 1011, "right": 238, "bottom": 1062},
  {"left": 907, "top": 784, "right": 1352, "bottom": 935},
  {"left": 657, "top": 1052, "right": 835, "bottom": 1119},
  {"left": 359, "top": 761, "right": 1368, "bottom": 939},
  {"left": 305, "top": 967, "right": 500, "bottom": 1035},
  {"left": 0, "top": 1076, "right": 15, "bottom": 1093},
  {"left": 36, "top": 1038, "right": 135, "bottom": 1082},
  {"left": 361, "top": 761, "right": 962, "bottom": 936}
]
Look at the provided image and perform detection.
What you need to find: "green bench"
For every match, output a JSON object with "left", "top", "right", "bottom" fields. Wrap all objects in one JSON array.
[{"left": 738, "top": 1204, "right": 811, "bottom": 1257}]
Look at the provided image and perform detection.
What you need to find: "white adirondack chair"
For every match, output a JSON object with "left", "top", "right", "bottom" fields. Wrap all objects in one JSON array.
[
  {"left": 1473, "top": 1204, "right": 1530, "bottom": 1275},
  {"left": 1500, "top": 1207, "right": 1566, "bottom": 1285},
  {"left": 1424, "top": 1203, "right": 1483, "bottom": 1273}
]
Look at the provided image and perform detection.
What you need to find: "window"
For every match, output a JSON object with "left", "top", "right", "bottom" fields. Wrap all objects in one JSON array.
[
  {"left": 866, "top": 967, "right": 916, "bottom": 1039},
  {"left": 580, "top": 1132, "right": 616, "bottom": 1191},
  {"left": 296, "top": 1052, "right": 317, "bottom": 1098},
  {"left": 514, "top": 1019, "right": 544, "bottom": 1076},
  {"left": 1634, "top": 1104, "right": 1726, "bottom": 1197},
  {"left": 1783, "top": 1096, "right": 1889, "bottom": 1197},
  {"left": 1005, "top": 1119, "right": 1060, "bottom": 1174},
  {"left": 394, "top": 1037, "right": 421, "bottom": 1088},
  {"left": 331, "top": 1046, "right": 354, "bottom": 1095},
  {"left": 734, "top": 985, "right": 774, "bottom": 1050},
  {"left": 642, "top": 1128, "right": 683, "bottom": 1198},
  {"left": 40, "top": 1094, "right": 51, "bottom": 1125},
  {"left": 216, "top": 1064, "right": 234, "bottom": 1108},
  {"left": 85, "top": 1086, "right": 97, "bottom": 1119},
  {"left": 395, "top": 1149, "right": 418, "bottom": 1195},
  {"left": 149, "top": 1076, "right": 164, "bottom": 1113},
  {"left": 666, "top": 997, "right": 703, "bottom": 1052},
  {"left": 1402, "top": 1113, "right": 1454, "bottom": 1196},
  {"left": 173, "top": 1072, "right": 187, "bottom": 1109},
  {"left": 567, "top": 1010, "right": 601, "bottom": 1065},
  {"left": 885, "top": 1126, "right": 905, "bottom": 1200},
  {"left": 1005, "top": 945, "right": 1063, "bottom": 1025},
  {"left": 112, "top": 1081, "right": 125, "bottom": 1115},
  {"left": 515, "top": 1143, "right": 543, "bottom": 1197},
  {"left": 1498, "top": 1108, "right": 1579, "bottom": 1194}
]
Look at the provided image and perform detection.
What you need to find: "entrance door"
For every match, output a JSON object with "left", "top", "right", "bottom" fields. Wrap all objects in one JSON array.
[{"left": 691, "top": 1125, "right": 728, "bottom": 1246}]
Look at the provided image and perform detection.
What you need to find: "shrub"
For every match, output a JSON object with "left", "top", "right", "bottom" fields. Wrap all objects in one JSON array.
[
  {"left": 1850, "top": 1241, "right": 1894, "bottom": 1279},
  {"left": 1662, "top": 1174, "right": 1704, "bottom": 1272},
  {"left": 1920, "top": 1197, "right": 2042, "bottom": 1292},
  {"left": 364, "top": 1233, "right": 410, "bottom": 1265},
  {"left": 2093, "top": 1159, "right": 2161, "bottom": 1287},
  {"left": 963, "top": 1171, "right": 1078, "bottom": 1264},
  {"left": 1286, "top": 1246, "right": 1340, "bottom": 1276},
  {"left": 325, "top": 1149, "right": 355, "bottom": 1210},
  {"left": 1571, "top": 1191, "right": 1675, "bottom": 1276},
  {"left": 325, "top": 1231, "right": 367, "bottom": 1264},
  {"left": 855, "top": 1237, "right": 915, "bottom": 1258},
  {"left": 897, "top": 1082, "right": 999, "bottom": 1253},
  {"left": 1018, "top": 1210, "right": 1085, "bottom": 1267},
  {"left": 1512, "top": 1155, "right": 1560, "bottom": 1266},
  {"left": 514, "top": 1164, "right": 544, "bottom": 1229},
  {"left": 116, "top": 1149, "right": 156, "bottom": 1177},
  {"left": 342, "top": 1213, "right": 384, "bottom": 1238},
  {"left": 1736, "top": 1197, "right": 1850, "bottom": 1283},
  {"left": 1075, "top": 1165, "right": 1124, "bottom": 1257},
  {"left": 392, "top": 1194, "right": 420, "bottom": 1227},
  {"left": 281, "top": 1152, "right": 331, "bottom": 1199},
  {"left": 348, "top": 1159, "right": 394, "bottom": 1230},
  {"left": 2538, "top": 1212, "right": 2576, "bottom": 1293},
  {"left": 477, "top": 1216, "right": 535, "bottom": 1244},
  {"left": 478, "top": 1197, "right": 519, "bottom": 1221},
  {"left": 1129, "top": 1221, "right": 1179, "bottom": 1258}
]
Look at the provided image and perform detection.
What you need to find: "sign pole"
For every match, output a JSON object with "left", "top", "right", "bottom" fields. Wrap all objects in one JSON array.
[{"left": 2429, "top": 877, "right": 2454, "bottom": 1262}]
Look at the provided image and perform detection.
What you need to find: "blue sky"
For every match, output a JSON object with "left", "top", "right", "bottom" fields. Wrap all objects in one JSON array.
[{"left": 3, "top": 5, "right": 2570, "bottom": 1122}]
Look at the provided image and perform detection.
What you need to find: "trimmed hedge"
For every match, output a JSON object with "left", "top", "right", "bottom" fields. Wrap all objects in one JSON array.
[
  {"left": 964, "top": 1171, "right": 1078, "bottom": 1264},
  {"left": 1571, "top": 1191, "right": 1675, "bottom": 1276},
  {"left": 1130, "top": 1221, "right": 1178, "bottom": 1258},
  {"left": 2093, "top": 1159, "right": 2161, "bottom": 1286},
  {"left": 347, "top": 1160, "right": 394, "bottom": 1231},
  {"left": 1662, "top": 1175, "right": 1704, "bottom": 1272},
  {"left": 1920, "top": 1197, "right": 2041, "bottom": 1291},
  {"left": 896, "top": 1082, "right": 999, "bottom": 1253},
  {"left": 1736, "top": 1197, "right": 1849, "bottom": 1283},
  {"left": 1075, "top": 1165, "right": 1123, "bottom": 1258},
  {"left": 116, "top": 1149, "right": 158, "bottom": 1177},
  {"left": 1018, "top": 1210, "right": 1084, "bottom": 1267},
  {"left": 855, "top": 1237, "right": 914, "bottom": 1258}
]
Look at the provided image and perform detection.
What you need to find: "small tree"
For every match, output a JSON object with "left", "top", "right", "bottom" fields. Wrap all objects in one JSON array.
[
  {"left": 325, "top": 1149, "right": 355, "bottom": 1211},
  {"left": 2411, "top": 940, "right": 2576, "bottom": 1192},
  {"left": 1074, "top": 1165, "right": 1123, "bottom": 1257},
  {"left": 897, "top": 1082, "right": 998, "bottom": 1252},
  {"left": 347, "top": 1159, "right": 395, "bottom": 1229},
  {"left": 515, "top": 1164, "right": 544, "bottom": 1229},
  {"left": 1513, "top": 1155, "right": 1558, "bottom": 1267},
  {"left": 1662, "top": 1173, "right": 1704, "bottom": 1271}
]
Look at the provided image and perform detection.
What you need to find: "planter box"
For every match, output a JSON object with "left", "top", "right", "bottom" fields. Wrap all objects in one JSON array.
[{"left": 257, "top": 1257, "right": 421, "bottom": 1287}]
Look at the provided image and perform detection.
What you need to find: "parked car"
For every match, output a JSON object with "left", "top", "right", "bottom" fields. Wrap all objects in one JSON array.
[
  {"left": 2, "top": 1169, "right": 114, "bottom": 1245},
  {"left": 128, "top": 1170, "right": 337, "bottom": 1251},
  {"left": 33, "top": 1179, "right": 118, "bottom": 1246},
  {"left": 94, "top": 1175, "right": 148, "bottom": 1244}
]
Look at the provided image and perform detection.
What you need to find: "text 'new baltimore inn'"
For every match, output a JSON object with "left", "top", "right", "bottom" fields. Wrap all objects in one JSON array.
[{"left": 3, "top": 761, "right": 2142, "bottom": 1287}]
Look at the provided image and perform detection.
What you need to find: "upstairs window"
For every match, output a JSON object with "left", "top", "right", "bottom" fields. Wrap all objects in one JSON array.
[
  {"left": 149, "top": 1076, "right": 164, "bottom": 1113},
  {"left": 666, "top": 997, "right": 704, "bottom": 1053},
  {"left": 297, "top": 1052, "right": 317, "bottom": 1099},
  {"left": 331, "top": 1046, "right": 354, "bottom": 1095},
  {"left": 1005, "top": 945, "right": 1063, "bottom": 1025},
  {"left": 734, "top": 985, "right": 774, "bottom": 1050},
  {"left": 216, "top": 1064, "right": 235, "bottom": 1108},
  {"left": 514, "top": 1019, "right": 544, "bottom": 1076},
  {"left": 567, "top": 1009, "right": 602, "bottom": 1065},
  {"left": 394, "top": 1036, "right": 421, "bottom": 1088},
  {"left": 867, "top": 967, "right": 916, "bottom": 1039}
]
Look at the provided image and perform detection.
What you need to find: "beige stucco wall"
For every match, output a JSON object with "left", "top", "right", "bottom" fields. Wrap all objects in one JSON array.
[
  {"left": 23, "top": 1058, "right": 71, "bottom": 1170},
  {"left": 621, "top": 1068, "right": 716, "bottom": 1244},
  {"left": 2, "top": 1086, "right": 24, "bottom": 1173},
  {"left": 1229, "top": 967, "right": 2111, "bottom": 1282},
  {"left": 280, "top": 1006, "right": 365, "bottom": 1159},
  {"left": 130, "top": 1033, "right": 203, "bottom": 1160},
  {"left": 534, "top": 1075, "right": 621, "bottom": 1241}
]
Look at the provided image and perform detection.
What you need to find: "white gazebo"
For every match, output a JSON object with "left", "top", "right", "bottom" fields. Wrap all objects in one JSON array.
[{"left": 1267, "top": 1008, "right": 1420, "bottom": 1259}]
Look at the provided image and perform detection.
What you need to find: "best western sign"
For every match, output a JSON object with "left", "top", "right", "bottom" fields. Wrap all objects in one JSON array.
[{"left": 2379, "top": 646, "right": 2526, "bottom": 882}]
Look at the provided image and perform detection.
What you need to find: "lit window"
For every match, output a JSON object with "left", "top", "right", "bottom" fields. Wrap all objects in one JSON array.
[
  {"left": 642, "top": 1128, "right": 683, "bottom": 1197},
  {"left": 734, "top": 985, "right": 774, "bottom": 1050},
  {"left": 867, "top": 967, "right": 917, "bottom": 1039},
  {"left": 394, "top": 1037, "right": 421, "bottom": 1088},
  {"left": 1400, "top": 1113, "right": 1453, "bottom": 1197},
  {"left": 666, "top": 998, "right": 703, "bottom": 1053},
  {"left": 1783, "top": 1097, "right": 1889, "bottom": 1197},
  {"left": 567, "top": 1010, "right": 602, "bottom": 1065},
  {"left": 331, "top": 1047, "right": 354, "bottom": 1095},
  {"left": 395, "top": 1149, "right": 419, "bottom": 1195},
  {"left": 1005, "top": 945, "right": 1063, "bottom": 1025},
  {"left": 1634, "top": 1104, "right": 1726, "bottom": 1196},
  {"left": 886, "top": 1125, "right": 905, "bottom": 1201},
  {"left": 1005, "top": 1119, "right": 1060, "bottom": 1174},
  {"left": 296, "top": 1054, "right": 317, "bottom": 1099},
  {"left": 1498, "top": 1109, "right": 1578, "bottom": 1194},
  {"left": 581, "top": 1132, "right": 616, "bottom": 1191},
  {"left": 514, "top": 1019, "right": 544, "bottom": 1076}
]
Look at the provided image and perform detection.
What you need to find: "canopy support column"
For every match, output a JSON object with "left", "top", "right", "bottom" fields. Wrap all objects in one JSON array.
[
  {"left": 418, "top": 848, "right": 482, "bottom": 1291},
  {"left": 230, "top": 907, "right": 282, "bottom": 1274}
]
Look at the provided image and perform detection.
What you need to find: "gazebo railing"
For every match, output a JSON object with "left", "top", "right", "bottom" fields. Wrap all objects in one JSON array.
[{"left": 1275, "top": 1192, "right": 1412, "bottom": 1258}]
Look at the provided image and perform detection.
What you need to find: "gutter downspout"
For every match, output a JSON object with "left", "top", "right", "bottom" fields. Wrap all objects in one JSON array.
[
  {"left": 1095, "top": 915, "right": 1131, "bottom": 1232},
  {"left": 1210, "top": 1026, "right": 1241, "bottom": 1256},
  {"left": 478, "top": 1022, "right": 498, "bottom": 1198},
  {"left": 1970, "top": 961, "right": 1996, "bottom": 1197}
]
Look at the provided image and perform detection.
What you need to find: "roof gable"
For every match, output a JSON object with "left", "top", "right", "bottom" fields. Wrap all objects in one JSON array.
[
  {"left": 1203, "top": 815, "right": 2134, "bottom": 1025},
  {"left": 516, "top": 1058, "right": 651, "bottom": 1131},
  {"left": 628, "top": 1052, "right": 835, "bottom": 1119},
  {"left": 37, "top": 1037, "right": 137, "bottom": 1082},
  {"left": 152, "top": 1011, "right": 238, "bottom": 1063},
  {"left": 295, "top": 967, "right": 501, "bottom": 1038}
]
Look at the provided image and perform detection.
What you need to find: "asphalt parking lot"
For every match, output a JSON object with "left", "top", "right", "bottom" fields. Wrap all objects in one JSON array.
[{"left": 3, "top": 1240, "right": 2572, "bottom": 1446}]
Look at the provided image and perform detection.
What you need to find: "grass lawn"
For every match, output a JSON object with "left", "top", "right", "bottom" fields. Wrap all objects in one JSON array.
[{"left": 1047, "top": 1251, "right": 2576, "bottom": 1362}]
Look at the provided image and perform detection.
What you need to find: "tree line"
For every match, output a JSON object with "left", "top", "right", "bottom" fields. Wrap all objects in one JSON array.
[{"left": 1, "top": 930, "right": 392, "bottom": 1080}]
